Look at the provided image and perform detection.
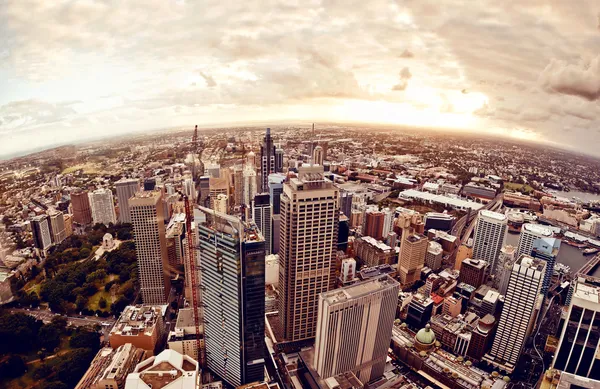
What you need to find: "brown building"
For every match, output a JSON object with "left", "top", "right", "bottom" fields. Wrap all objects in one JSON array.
[
  {"left": 109, "top": 305, "right": 164, "bottom": 355},
  {"left": 354, "top": 236, "right": 395, "bottom": 267},
  {"left": 398, "top": 233, "right": 427, "bottom": 285},
  {"left": 467, "top": 314, "right": 496, "bottom": 361},
  {"left": 63, "top": 213, "right": 73, "bottom": 238},
  {"left": 75, "top": 344, "right": 147, "bottom": 389},
  {"left": 71, "top": 190, "right": 92, "bottom": 225},
  {"left": 364, "top": 211, "right": 385, "bottom": 240},
  {"left": 459, "top": 258, "right": 488, "bottom": 288}
]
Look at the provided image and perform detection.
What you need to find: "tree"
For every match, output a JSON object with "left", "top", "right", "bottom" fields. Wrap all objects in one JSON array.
[
  {"left": 38, "top": 325, "right": 61, "bottom": 351},
  {"left": 69, "top": 329, "right": 100, "bottom": 351},
  {"left": 50, "top": 316, "right": 68, "bottom": 334},
  {"left": 99, "top": 297, "right": 107, "bottom": 309},
  {"left": 53, "top": 348, "right": 97, "bottom": 387},
  {"left": 76, "top": 295, "right": 87, "bottom": 311},
  {"left": 79, "top": 248, "right": 91, "bottom": 259},
  {"left": 40, "top": 382, "right": 69, "bottom": 389},
  {"left": 0, "top": 355, "right": 26, "bottom": 379}
]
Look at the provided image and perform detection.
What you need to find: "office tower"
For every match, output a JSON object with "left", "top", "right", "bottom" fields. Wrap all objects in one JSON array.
[
  {"left": 495, "top": 245, "right": 516, "bottom": 295},
  {"left": 71, "top": 190, "right": 92, "bottom": 225},
  {"left": 63, "top": 214, "right": 73, "bottom": 238},
  {"left": 208, "top": 177, "right": 228, "bottom": 211},
  {"left": 213, "top": 193, "right": 228, "bottom": 214},
  {"left": 252, "top": 193, "right": 272, "bottom": 256},
  {"left": 397, "top": 233, "right": 427, "bottom": 285},
  {"left": 472, "top": 210, "right": 507, "bottom": 273},
  {"left": 89, "top": 188, "right": 117, "bottom": 226},
  {"left": 260, "top": 127, "right": 276, "bottom": 192},
  {"left": 165, "top": 213, "right": 186, "bottom": 268},
  {"left": 553, "top": 276, "right": 600, "bottom": 379},
  {"left": 116, "top": 179, "right": 140, "bottom": 224},
  {"left": 246, "top": 151, "right": 256, "bottom": 170},
  {"left": 314, "top": 275, "right": 400, "bottom": 383},
  {"left": 484, "top": 255, "right": 546, "bottom": 373},
  {"left": 143, "top": 178, "right": 156, "bottom": 191},
  {"left": 340, "top": 258, "right": 357, "bottom": 285},
  {"left": 275, "top": 145, "right": 284, "bottom": 173},
  {"left": 279, "top": 165, "right": 339, "bottom": 341},
  {"left": 130, "top": 191, "right": 171, "bottom": 305},
  {"left": 167, "top": 308, "right": 203, "bottom": 361},
  {"left": 382, "top": 208, "right": 395, "bottom": 238},
  {"left": 31, "top": 215, "right": 53, "bottom": 251},
  {"left": 233, "top": 166, "right": 244, "bottom": 207},
  {"left": 338, "top": 215, "right": 350, "bottom": 252},
  {"left": 459, "top": 258, "right": 488, "bottom": 288},
  {"left": 531, "top": 237, "right": 560, "bottom": 296},
  {"left": 183, "top": 177, "right": 195, "bottom": 200},
  {"left": 48, "top": 210, "right": 66, "bottom": 244},
  {"left": 313, "top": 144, "right": 324, "bottom": 166},
  {"left": 517, "top": 223, "right": 553, "bottom": 259},
  {"left": 204, "top": 162, "right": 221, "bottom": 178},
  {"left": 165, "top": 182, "right": 175, "bottom": 195},
  {"left": 364, "top": 210, "right": 385, "bottom": 240},
  {"left": 339, "top": 191, "right": 353, "bottom": 218},
  {"left": 268, "top": 173, "right": 286, "bottom": 254},
  {"left": 467, "top": 314, "right": 496, "bottom": 361},
  {"left": 425, "top": 241, "right": 443, "bottom": 271},
  {"left": 406, "top": 293, "right": 434, "bottom": 330},
  {"left": 424, "top": 212, "right": 456, "bottom": 232},
  {"left": 243, "top": 166, "right": 257, "bottom": 207},
  {"left": 198, "top": 176, "right": 210, "bottom": 206},
  {"left": 198, "top": 209, "right": 265, "bottom": 386}
]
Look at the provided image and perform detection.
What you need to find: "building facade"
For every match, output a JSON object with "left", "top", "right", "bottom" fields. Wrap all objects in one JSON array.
[
  {"left": 252, "top": 193, "right": 272, "bottom": 256},
  {"left": 89, "top": 188, "right": 117, "bottom": 226},
  {"left": 71, "top": 190, "right": 92, "bottom": 225},
  {"left": 472, "top": 210, "right": 507, "bottom": 273},
  {"left": 260, "top": 128, "right": 276, "bottom": 192},
  {"left": 116, "top": 179, "right": 140, "bottom": 224},
  {"left": 398, "top": 233, "right": 427, "bottom": 285}
]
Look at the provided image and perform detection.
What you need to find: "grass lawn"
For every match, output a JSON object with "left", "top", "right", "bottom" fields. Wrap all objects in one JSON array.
[
  {"left": 23, "top": 282, "right": 41, "bottom": 295},
  {"left": 87, "top": 289, "right": 113, "bottom": 312},
  {"left": 505, "top": 182, "right": 534, "bottom": 193}
]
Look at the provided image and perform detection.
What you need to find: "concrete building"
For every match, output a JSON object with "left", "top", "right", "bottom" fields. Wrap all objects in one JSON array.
[
  {"left": 279, "top": 165, "right": 339, "bottom": 342},
  {"left": 124, "top": 349, "right": 198, "bottom": 389},
  {"left": 531, "top": 237, "right": 560, "bottom": 296},
  {"left": 116, "top": 179, "right": 140, "bottom": 224},
  {"left": 75, "top": 344, "right": 147, "bottom": 389},
  {"left": 198, "top": 176, "right": 210, "bottom": 206},
  {"left": 459, "top": 258, "right": 488, "bottom": 288},
  {"left": 275, "top": 145, "right": 284, "bottom": 173},
  {"left": 167, "top": 308, "right": 203, "bottom": 361},
  {"left": 213, "top": 193, "right": 228, "bottom": 215},
  {"left": 89, "top": 188, "right": 117, "bottom": 226},
  {"left": 516, "top": 223, "right": 553, "bottom": 259},
  {"left": 484, "top": 255, "right": 546, "bottom": 373},
  {"left": 553, "top": 276, "right": 600, "bottom": 380},
  {"left": 252, "top": 193, "right": 272, "bottom": 256},
  {"left": 198, "top": 208, "right": 265, "bottom": 387},
  {"left": 31, "top": 215, "right": 53, "bottom": 251},
  {"left": 495, "top": 245, "right": 516, "bottom": 296},
  {"left": 165, "top": 213, "right": 186, "bottom": 268},
  {"left": 313, "top": 275, "right": 400, "bottom": 383},
  {"left": 339, "top": 257, "right": 357, "bottom": 285},
  {"left": 406, "top": 293, "right": 434, "bottom": 330},
  {"left": 398, "top": 233, "right": 427, "bottom": 285},
  {"left": 183, "top": 177, "right": 195, "bottom": 200},
  {"left": 472, "top": 210, "right": 507, "bottom": 273},
  {"left": 354, "top": 236, "right": 395, "bottom": 268},
  {"left": 243, "top": 166, "right": 258, "bottom": 207},
  {"left": 130, "top": 191, "right": 171, "bottom": 304},
  {"left": 71, "top": 189, "right": 92, "bottom": 225},
  {"left": 63, "top": 213, "right": 73, "bottom": 238},
  {"left": 269, "top": 173, "right": 287, "bottom": 255},
  {"left": 425, "top": 241, "right": 443, "bottom": 271},
  {"left": 313, "top": 145, "right": 324, "bottom": 166},
  {"left": 109, "top": 305, "right": 164, "bottom": 355},
  {"left": 260, "top": 128, "right": 276, "bottom": 192},
  {"left": 48, "top": 209, "right": 66, "bottom": 244},
  {"left": 363, "top": 210, "right": 385, "bottom": 240},
  {"left": 467, "top": 314, "right": 496, "bottom": 361}
]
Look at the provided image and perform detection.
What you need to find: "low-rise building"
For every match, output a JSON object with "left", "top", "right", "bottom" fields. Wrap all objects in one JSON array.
[
  {"left": 167, "top": 308, "right": 203, "bottom": 361},
  {"left": 125, "top": 349, "right": 198, "bottom": 389},
  {"left": 110, "top": 305, "right": 165, "bottom": 355},
  {"left": 75, "top": 344, "right": 147, "bottom": 389}
]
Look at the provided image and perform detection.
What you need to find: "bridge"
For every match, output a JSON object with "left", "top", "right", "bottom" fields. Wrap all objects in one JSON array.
[{"left": 577, "top": 253, "right": 600, "bottom": 276}]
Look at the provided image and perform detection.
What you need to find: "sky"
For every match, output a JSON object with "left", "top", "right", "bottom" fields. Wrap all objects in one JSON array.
[{"left": 1, "top": 0, "right": 600, "bottom": 157}]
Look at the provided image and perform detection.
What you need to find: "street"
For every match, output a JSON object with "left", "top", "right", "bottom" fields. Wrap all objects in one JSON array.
[{"left": 7, "top": 307, "right": 116, "bottom": 328}]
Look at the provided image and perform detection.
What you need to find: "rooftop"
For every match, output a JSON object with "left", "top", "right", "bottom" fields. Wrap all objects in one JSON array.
[
  {"left": 523, "top": 223, "right": 553, "bottom": 236},
  {"left": 322, "top": 275, "right": 399, "bottom": 304},
  {"left": 479, "top": 210, "right": 506, "bottom": 222},
  {"left": 111, "top": 305, "right": 162, "bottom": 337},
  {"left": 126, "top": 349, "right": 198, "bottom": 389}
]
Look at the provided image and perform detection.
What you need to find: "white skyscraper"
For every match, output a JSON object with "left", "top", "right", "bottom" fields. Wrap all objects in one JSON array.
[
  {"left": 484, "top": 255, "right": 546, "bottom": 373},
  {"left": 472, "top": 210, "right": 507, "bottom": 273},
  {"left": 115, "top": 179, "right": 140, "bottom": 224},
  {"left": 183, "top": 177, "right": 195, "bottom": 200},
  {"left": 89, "top": 188, "right": 117, "bottom": 226},
  {"left": 243, "top": 166, "right": 257, "bottom": 206},
  {"left": 516, "top": 223, "right": 553, "bottom": 259},
  {"left": 495, "top": 245, "right": 516, "bottom": 295},
  {"left": 313, "top": 145, "right": 324, "bottom": 166},
  {"left": 382, "top": 207, "right": 395, "bottom": 238},
  {"left": 314, "top": 275, "right": 400, "bottom": 383}
]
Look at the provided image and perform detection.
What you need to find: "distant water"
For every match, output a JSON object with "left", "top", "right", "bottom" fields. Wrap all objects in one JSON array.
[
  {"left": 505, "top": 232, "right": 600, "bottom": 277},
  {"left": 547, "top": 189, "right": 600, "bottom": 203}
]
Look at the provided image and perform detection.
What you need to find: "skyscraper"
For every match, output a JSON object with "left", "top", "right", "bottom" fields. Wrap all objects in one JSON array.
[
  {"left": 313, "top": 144, "right": 324, "bottom": 166},
  {"left": 459, "top": 258, "right": 488, "bottom": 288},
  {"left": 472, "top": 210, "right": 507, "bottom": 273},
  {"left": 484, "top": 255, "right": 546, "bottom": 373},
  {"left": 183, "top": 177, "right": 195, "bottom": 200},
  {"left": 130, "top": 191, "right": 171, "bottom": 305},
  {"left": 208, "top": 177, "right": 228, "bottom": 211},
  {"left": 198, "top": 208, "right": 265, "bottom": 387},
  {"left": 269, "top": 173, "right": 287, "bottom": 254},
  {"left": 260, "top": 128, "right": 276, "bottom": 192},
  {"left": 531, "top": 237, "right": 560, "bottom": 296},
  {"left": 213, "top": 193, "right": 228, "bottom": 214},
  {"left": 552, "top": 276, "right": 600, "bottom": 380},
  {"left": 31, "top": 215, "right": 53, "bottom": 251},
  {"left": 115, "top": 179, "right": 140, "bottom": 224},
  {"left": 243, "top": 166, "right": 257, "bottom": 207},
  {"left": 339, "top": 190, "right": 353, "bottom": 218},
  {"left": 198, "top": 176, "right": 210, "bottom": 207},
  {"left": 48, "top": 209, "right": 66, "bottom": 244},
  {"left": 275, "top": 145, "right": 284, "bottom": 173},
  {"left": 71, "top": 190, "right": 92, "bottom": 225},
  {"left": 252, "top": 193, "right": 272, "bottom": 256},
  {"left": 516, "top": 223, "right": 553, "bottom": 259},
  {"left": 89, "top": 188, "right": 117, "bottom": 226},
  {"left": 232, "top": 165, "right": 244, "bottom": 207},
  {"left": 397, "top": 233, "right": 427, "bottom": 285},
  {"left": 313, "top": 275, "right": 400, "bottom": 383},
  {"left": 279, "top": 165, "right": 339, "bottom": 341},
  {"left": 364, "top": 210, "right": 385, "bottom": 240},
  {"left": 495, "top": 245, "right": 516, "bottom": 295}
]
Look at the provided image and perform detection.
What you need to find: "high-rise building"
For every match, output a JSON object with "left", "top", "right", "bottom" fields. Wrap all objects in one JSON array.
[
  {"left": 531, "top": 237, "right": 560, "bottom": 296},
  {"left": 31, "top": 215, "right": 53, "bottom": 251},
  {"left": 130, "top": 191, "right": 171, "bottom": 305},
  {"left": 110, "top": 305, "right": 165, "bottom": 355},
  {"left": 198, "top": 208, "right": 265, "bottom": 387},
  {"left": 516, "top": 223, "right": 553, "bottom": 259},
  {"left": 313, "top": 145, "right": 324, "bottom": 166},
  {"left": 198, "top": 176, "right": 210, "bottom": 206},
  {"left": 340, "top": 257, "right": 357, "bottom": 285},
  {"left": 115, "top": 179, "right": 140, "bottom": 224},
  {"left": 71, "top": 190, "right": 92, "bottom": 225},
  {"left": 165, "top": 213, "right": 186, "bottom": 268},
  {"left": 467, "top": 314, "right": 496, "bottom": 361},
  {"left": 252, "top": 193, "right": 272, "bottom": 256},
  {"left": 214, "top": 193, "right": 228, "bottom": 214},
  {"left": 483, "top": 255, "right": 546, "bottom": 373},
  {"left": 425, "top": 241, "right": 443, "bottom": 271},
  {"left": 279, "top": 165, "right": 339, "bottom": 341},
  {"left": 183, "top": 177, "right": 195, "bottom": 200},
  {"left": 89, "top": 188, "right": 117, "bottom": 226},
  {"left": 314, "top": 275, "right": 400, "bottom": 383},
  {"left": 143, "top": 178, "right": 156, "bottom": 191},
  {"left": 268, "top": 173, "right": 286, "bottom": 255},
  {"left": 459, "top": 258, "right": 488, "bottom": 288},
  {"left": 339, "top": 191, "right": 353, "bottom": 218},
  {"left": 233, "top": 165, "right": 244, "bottom": 207},
  {"left": 472, "top": 210, "right": 507, "bottom": 272},
  {"left": 553, "top": 276, "right": 600, "bottom": 380},
  {"left": 243, "top": 166, "right": 257, "bottom": 206},
  {"left": 246, "top": 151, "right": 256, "bottom": 170},
  {"left": 495, "top": 245, "right": 516, "bottom": 295},
  {"left": 63, "top": 213, "right": 73, "bottom": 238},
  {"left": 364, "top": 211, "right": 385, "bottom": 240},
  {"left": 167, "top": 308, "right": 203, "bottom": 361},
  {"left": 48, "top": 209, "right": 66, "bottom": 244},
  {"left": 382, "top": 207, "right": 395, "bottom": 238},
  {"left": 397, "top": 233, "right": 427, "bottom": 285},
  {"left": 208, "top": 177, "right": 228, "bottom": 211},
  {"left": 260, "top": 128, "right": 276, "bottom": 192},
  {"left": 275, "top": 145, "right": 284, "bottom": 173}
]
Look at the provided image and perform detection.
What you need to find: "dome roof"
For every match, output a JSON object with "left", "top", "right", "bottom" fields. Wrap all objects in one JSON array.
[{"left": 415, "top": 324, "right": 436, "bottom": 345}]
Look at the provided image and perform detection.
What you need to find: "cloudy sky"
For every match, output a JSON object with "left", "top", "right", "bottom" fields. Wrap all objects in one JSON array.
[{"left": 1, "top": 0, "right": 599, "bottom": 157}]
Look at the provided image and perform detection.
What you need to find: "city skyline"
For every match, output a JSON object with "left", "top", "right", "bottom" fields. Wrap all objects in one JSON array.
[{"left": 2, "top": 1, "right": 600, "bottom": 157}]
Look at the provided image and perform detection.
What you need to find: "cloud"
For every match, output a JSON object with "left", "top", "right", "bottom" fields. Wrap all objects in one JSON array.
[
  {"left": 399, "top": 49, "right": 414, "bottom": 58},
  {"left": 391, "top": 67, "right": 412, "bottom": 91},
  {"left": 539, "top": 55, "right": 600, "bottom": 101},
  {"left": 199, "top": 72, "right": 217, "bottom": 88}
]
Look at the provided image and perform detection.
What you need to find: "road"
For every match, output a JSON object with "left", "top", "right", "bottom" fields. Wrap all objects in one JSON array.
[{"left": 7, "top": 307, "right": 115, "bottom": 328}]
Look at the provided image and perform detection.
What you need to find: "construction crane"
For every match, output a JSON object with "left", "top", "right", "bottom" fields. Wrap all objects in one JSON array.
[{"left": 183, "top": 193, "right": 205, "bottom": 368}]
